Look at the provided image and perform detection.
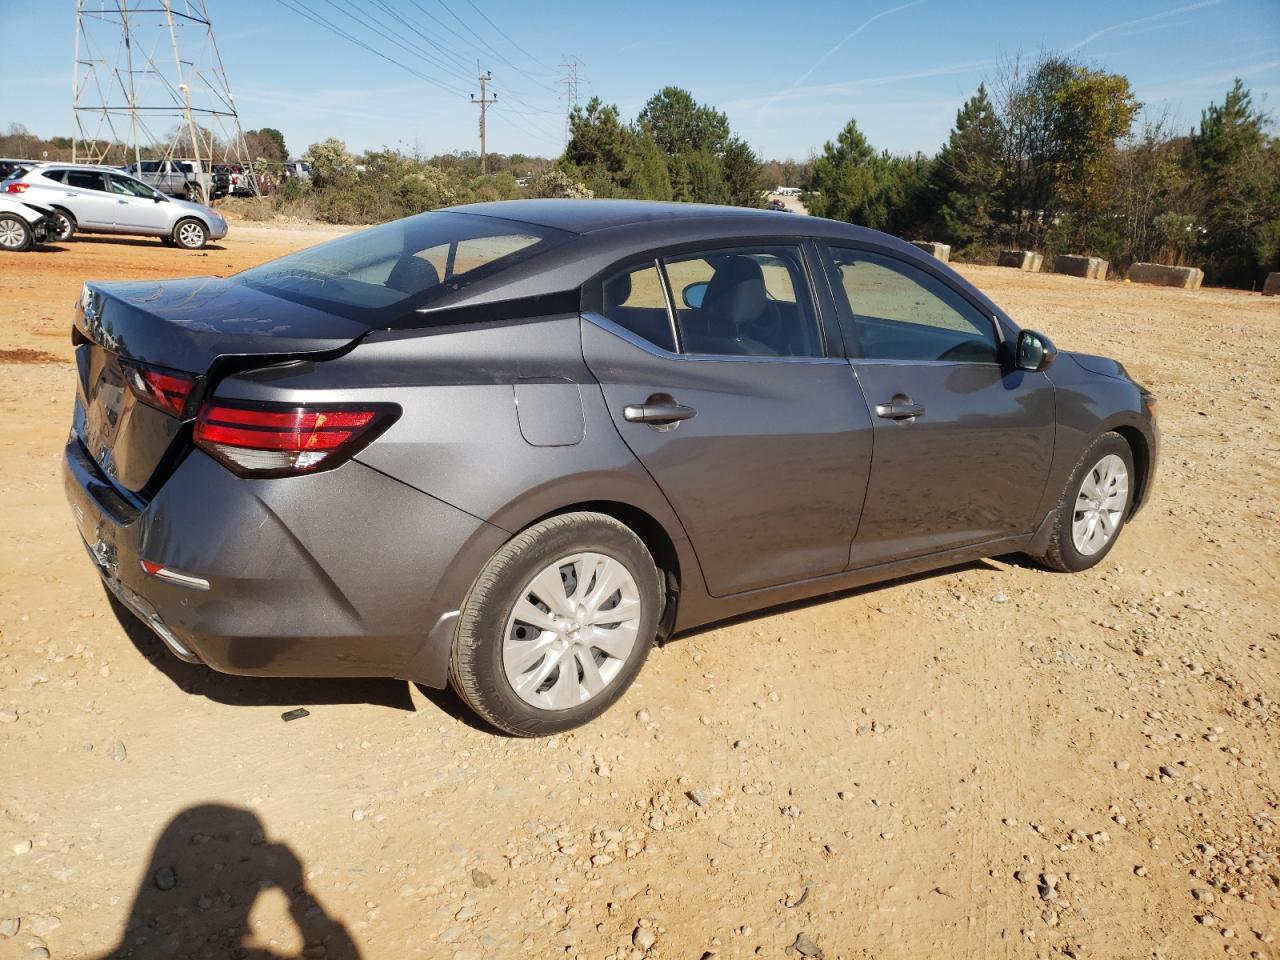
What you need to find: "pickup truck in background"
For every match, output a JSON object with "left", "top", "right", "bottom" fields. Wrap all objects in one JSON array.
[{"left": 123, "top": 160, "right": 229, "bottom": 203}]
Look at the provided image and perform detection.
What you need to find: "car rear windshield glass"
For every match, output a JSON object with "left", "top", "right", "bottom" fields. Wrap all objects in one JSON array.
[{"left": 233, "top": 211, "right": 571, "bottom": 325}]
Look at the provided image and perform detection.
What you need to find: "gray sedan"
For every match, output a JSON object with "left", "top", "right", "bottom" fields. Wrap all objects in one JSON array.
[
  {"left": 4, "top": 162, "right": 227, "bottom": 248},
  {"left": 62, "top": 200, "right": 1157, "bottom": 735}
]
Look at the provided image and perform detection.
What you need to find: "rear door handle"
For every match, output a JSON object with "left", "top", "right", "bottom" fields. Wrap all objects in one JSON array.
[
  {"left": 624, "top": 400, "right": 697, "bottom": 425},
  {"left": 875, "top": 398, "right": 926, "bottom": 421}
]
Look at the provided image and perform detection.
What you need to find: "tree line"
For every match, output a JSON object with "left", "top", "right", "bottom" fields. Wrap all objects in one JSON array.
[{"left": 804, "top": 56, "right": 1279, "bottom": 289}]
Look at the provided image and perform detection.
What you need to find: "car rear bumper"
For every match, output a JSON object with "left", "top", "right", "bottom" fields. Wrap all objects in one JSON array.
[{"left": 63, "top": 432, "right": 505, "bottom": 683}]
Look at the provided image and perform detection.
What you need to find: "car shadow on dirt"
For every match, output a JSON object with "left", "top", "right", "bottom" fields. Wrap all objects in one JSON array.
[
  {"left": 71, "top": 235, "right": 227, "bottom": 251},
  {"left": 104, "top": 588, "right": 417, "bottom": 713},
  {"left": 89, "top": 803, "right": 362, "bottom": 959}
]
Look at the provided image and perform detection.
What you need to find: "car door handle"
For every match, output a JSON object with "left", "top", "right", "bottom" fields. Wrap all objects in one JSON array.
[
  {"left": 875, "top": 398, "right": 927, "bottom": 421},
  {"left": 116, "top": 199, "right": 128, "bottom": 204},
  {"left": 624, "top": 400, "right": 697, "bottom": 425}
]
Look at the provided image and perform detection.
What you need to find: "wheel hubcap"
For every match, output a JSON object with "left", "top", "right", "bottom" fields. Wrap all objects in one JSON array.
[
  {"left": 1072, "top": 453, "right": 1129, "bottom": 556},
  {"left": 503, "top": 552, "right": 641, "bottom": 711},
  {"left": 0, "top": 221, "right": 24, "bottom": 248},
  {"left": 179, "top": 224, "right": 202, "bottom": 246}
]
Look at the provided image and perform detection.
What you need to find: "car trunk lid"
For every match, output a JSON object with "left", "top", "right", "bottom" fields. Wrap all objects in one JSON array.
[{"left": 74, "top": 277, "right": 370, "bottom": 494}]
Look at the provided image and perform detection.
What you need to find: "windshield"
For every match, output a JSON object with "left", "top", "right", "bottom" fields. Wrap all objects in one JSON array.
[{"left": 233, "top": 211, "right": 570, "bottom": 324}]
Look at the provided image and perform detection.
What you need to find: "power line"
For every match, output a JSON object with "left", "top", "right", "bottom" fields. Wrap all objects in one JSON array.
[
  {"left": 272, "top": 0, "right": 562, "bottom": 151},
  {"left": 271, "top": 0, "right": 469, "bottom": 98},
  {"left": 434, "top": 0, "right": 561, "bottom": 97},
  {"left": 320, "top": 0, "right": 472, "bottom": 95},
  {"left": 462, "top": 0, "right": 557, "bottom": 75}
]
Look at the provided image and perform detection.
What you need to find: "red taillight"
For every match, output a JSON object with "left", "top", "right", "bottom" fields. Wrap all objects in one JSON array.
[
  {"left": 5, "top": 182, "right": 28, "bottom": 193},
  {"left": 194, "top": 400, "right": 398, "bottom": 477},
  {"left": 122, "top": 361, "right": 196, "bottom": 417}
]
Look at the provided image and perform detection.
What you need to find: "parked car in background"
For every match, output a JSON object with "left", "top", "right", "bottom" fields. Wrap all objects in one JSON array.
[
  {"left": 0, "top": 194, "right": 55, "bottom": 251},
  {"left": 123, "top": 159, "right": 229, "bottom": 204},
  {"left": 282, "top": 160, "right": 313, "bottom": 181},
  {"left": 5, "top": 163, "right": 227, "bottom": 248},
  {"left": 766, "top": 197, "right": 789, "bottom": 212},
  {"left": 62, "top": 200, "right": 1158, "bottom": 736},
  {"left": 214, "top": 162, "right": 258, "bottom": 197},
  {"left": 0, "top": 158, "right": 34, "bottom": 181}
]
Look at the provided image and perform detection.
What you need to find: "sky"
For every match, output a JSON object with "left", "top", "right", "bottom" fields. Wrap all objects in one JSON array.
[{"left": 5, "top": 0, "right": 1279, "bottom": 162}]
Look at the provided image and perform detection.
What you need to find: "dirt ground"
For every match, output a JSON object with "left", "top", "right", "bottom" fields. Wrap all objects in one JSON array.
[{"left": 0, "top": 220, "right": 1276, "bottom": 960}]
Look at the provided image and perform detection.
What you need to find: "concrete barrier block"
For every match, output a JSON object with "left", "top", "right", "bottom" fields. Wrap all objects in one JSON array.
[
  {"left": 998, "top": 250, "right": 1043, "bottom": 272},
  {"left": 1263, "top": 272, "right": 1280, "bottom": 296},
  {"left": 1128, "top": 262, "right": 1204, "bottom": 290},
  {"left": 1054, "top": 254, "right": 1109, "bottom": 280},
  {"left": 910, "top": 240, "right": 951, "bottom": 262}
]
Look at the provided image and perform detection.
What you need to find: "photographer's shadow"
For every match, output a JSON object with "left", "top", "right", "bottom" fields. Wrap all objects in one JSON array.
[{"left": 94, "top": 804, "right": 361, "bottom": 959}]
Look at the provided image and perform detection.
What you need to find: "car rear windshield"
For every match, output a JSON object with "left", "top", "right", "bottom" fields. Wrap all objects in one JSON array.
[{"left": 233, "top": 211, "right": 571, "bottom": 325}]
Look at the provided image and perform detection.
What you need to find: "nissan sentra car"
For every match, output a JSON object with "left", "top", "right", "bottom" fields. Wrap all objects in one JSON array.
[{"left": 64, "top": 200, "right": 1158, "bottom": 735}]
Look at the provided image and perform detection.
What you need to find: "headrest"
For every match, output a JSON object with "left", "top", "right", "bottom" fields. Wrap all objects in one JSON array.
[
  {"left": 604, "top": 271, "right": 632, "bottom": 308},
  {"left": 702, "top": 256, "right": 767, "bottom": 330}
]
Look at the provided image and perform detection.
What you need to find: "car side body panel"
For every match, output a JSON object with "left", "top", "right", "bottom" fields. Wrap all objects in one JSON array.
[
  {"left": 214, "top": 314, "right": 702, "bottom": 686},
  {"left": 1039, "top": 352, "right": 1159, "bottom": 519}
]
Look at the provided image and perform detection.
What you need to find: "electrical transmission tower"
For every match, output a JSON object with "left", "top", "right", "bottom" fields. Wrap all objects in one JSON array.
[
  {"left": 72, "top": 0, "right": 253, "bottom": 182},
  {"left": 471, "top": 67, "right": 497, "bottom": 174},
  {"left": 559, "top": 56, "right": 582, "bottom": 146}
]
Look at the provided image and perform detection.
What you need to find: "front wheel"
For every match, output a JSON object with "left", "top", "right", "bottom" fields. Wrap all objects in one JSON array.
[
  {"left": 0, "top": 214, "right": 33, "bottom": 251},
  {"left": 449, "top": 513, "right": 663, "bottom": 736},
  {"left": 173, "top": 218, "right": 209, "bottom": 250},
  {"left": 1028, "top": 431, "right": 1134, "bottom": 572}
]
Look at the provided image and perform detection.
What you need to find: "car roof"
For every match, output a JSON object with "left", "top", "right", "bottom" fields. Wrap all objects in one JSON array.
[
  {"left": 31, "top": 161, "right": 123, "bottom": 172},
  {"left": 446, "top": 198, "right": 846, "bottom": 237}
]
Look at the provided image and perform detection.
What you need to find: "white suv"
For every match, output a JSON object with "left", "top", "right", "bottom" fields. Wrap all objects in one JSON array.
[{"left": 3, "top": 163, "right": 228, "bottom": 249}]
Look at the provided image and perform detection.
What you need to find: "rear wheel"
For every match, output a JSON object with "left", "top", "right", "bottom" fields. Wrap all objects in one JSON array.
[
  {"left": 1028, "top": 431, "right": 1134, "bottom": 572},
  {"left": 48, "top": 209, "right": 75, "bottom": 243},
  {"left": 173, "top": 218, "right": 208, "bottom": 250},
  {"left": 184, "top": 183, "right": 205, "bottom": 204},
  {"left": 0, "top": 214, "right": 33, "bottom": 251},
  {"left": 449, "top": 512, "right": 662, "bottom": 736}
]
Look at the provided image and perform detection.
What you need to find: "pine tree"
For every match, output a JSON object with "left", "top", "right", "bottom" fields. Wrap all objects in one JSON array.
[
  {"left": 804, "top": 118, "right": 877, "bottom": 222},
  {"left": 933, "top": 84, "right": 1002, "bottom": 248}
]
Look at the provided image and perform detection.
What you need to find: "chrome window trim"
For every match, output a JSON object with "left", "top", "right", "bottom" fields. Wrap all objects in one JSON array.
[{"left": 582, "top": 312, "right": 846, "bottom": 365}]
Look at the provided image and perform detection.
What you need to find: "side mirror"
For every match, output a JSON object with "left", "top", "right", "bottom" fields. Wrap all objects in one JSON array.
[
  {"left": 682, "top": 281, "right": 708, "bottom": 309},
  {"left": 1016, "top": 329, "right": 1057, "bottom": 372}
]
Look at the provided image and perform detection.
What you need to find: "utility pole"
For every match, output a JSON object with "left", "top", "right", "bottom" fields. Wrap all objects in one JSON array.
[
  {"left": 471, "top": 67, "right": 496, "bottom": 174},
  {"left": 559, "top": 56, "right": 581, "bottom": 147}
]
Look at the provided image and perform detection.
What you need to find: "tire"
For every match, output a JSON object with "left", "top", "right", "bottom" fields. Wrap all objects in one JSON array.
[
  {"left": 184, "top": 183, "right": 205, "bottom": 204},
  {"left": 173, "top": 218, "right": 209, "bottom": 250},
  {"left": 449, "top": 512, "right": 663, "bottom": 736},
  {"left": 48, "top": 209, "right": 76, "bottom": 243},
  {"left": 1027, "top": 431, "right": 1135, "bottom": 573},
  {"left": 0, "top": 214, "right": 33, "bottom": 252}
]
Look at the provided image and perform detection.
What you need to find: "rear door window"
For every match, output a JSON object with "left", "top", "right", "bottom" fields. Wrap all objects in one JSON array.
[
  {"left": 42, "top": 169, "right": 66, "bottom": 183},
  {"left": 64, "top": 170, "right": 107, "bottom": 192},
  {"left": 826, "top": 248, "right": 999, "bottom": 363},
  {"left": 661, "top": 246, "right": 823, "bottom": 358}
]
